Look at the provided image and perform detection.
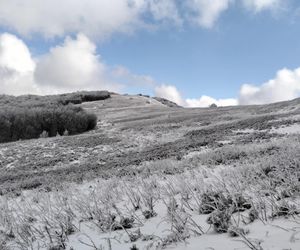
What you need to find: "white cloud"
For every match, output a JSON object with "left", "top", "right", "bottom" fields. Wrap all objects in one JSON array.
[
  {"left": 0, "top": 0, "right": 286, "bottom": 39},
  {"left": 155, "top": 65, "right": 300, "bottom": 107},
  {"left": 0, "top": 33, "right": 39, "bottom": 95},
  {"left": 239, "top": 67, "right": 300, "bottom": 105},
  {"left": 0, "top": 33, "right": 35, "bottom": 73},
  {"left": 186, "top": 96, "right": 238, "bottom": 107},
  {"left": 183, "top": 66, "right": 300, "bottom": 107},
  {"left": 155, "top": 84, "right": 185, "bottom": 105},
  {"left": 0, "top": 33, "right": 154, "bottom": 95},
  {"left": 155, "top": 84, "right": 238, "bottom": 107},
  {"left": 35, "top": 33, "right": 122, "bottom": 94},
  {"left": 0, "top": 0, "right": 182, "bottom": 39},
  {"left": 0, "top": 0, "right": 146, "bottom": 39}
]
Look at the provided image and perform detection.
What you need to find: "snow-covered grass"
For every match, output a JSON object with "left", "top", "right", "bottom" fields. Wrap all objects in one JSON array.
[
  {"left": 271, "top": 124, "right": 300, "bottom": 134},
  {"left": 1, "top": 136, "right": 300, "bottom": 250}
]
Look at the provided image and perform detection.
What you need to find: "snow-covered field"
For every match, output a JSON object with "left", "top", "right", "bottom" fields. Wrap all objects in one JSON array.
[
  {"left": 1, "top": 136, "right": 300, "bottom": 250},
  {"left": 1, "top": 94, "right": 300, "bottom": 250}
]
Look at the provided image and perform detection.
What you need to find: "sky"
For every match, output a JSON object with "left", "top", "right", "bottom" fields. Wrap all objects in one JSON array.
[{"left": 1, "top": 0, "right": 300, "bottom": 107}]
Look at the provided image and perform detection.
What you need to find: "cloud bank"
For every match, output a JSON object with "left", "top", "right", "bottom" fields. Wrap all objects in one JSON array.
[
  {"left": 186, "top": 96, "right": 238, "bottom": 107},
  {"left": 154, "top": 84, "right": 238, "bottom": 107},
  {"left": 0, "top": 0, "right": 285, "bottom": 38},
  {"left": 155, "top": 66, "right": 300, "bottom": 108}
]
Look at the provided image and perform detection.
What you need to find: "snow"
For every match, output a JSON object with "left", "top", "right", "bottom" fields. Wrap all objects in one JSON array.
[
  {"left": 2, "top": 166, "right": 299, "bottom": 250},
  {"left": 271, "top": 124, "right": 300, "bottom": 134}
]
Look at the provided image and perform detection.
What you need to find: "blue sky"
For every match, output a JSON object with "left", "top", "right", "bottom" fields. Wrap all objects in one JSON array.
[
  {"left": 0, "top": 0, "right": 300, "bottom": 107},
  {"left": 100, "top": 9, "right": 300, "bottom": 99}
]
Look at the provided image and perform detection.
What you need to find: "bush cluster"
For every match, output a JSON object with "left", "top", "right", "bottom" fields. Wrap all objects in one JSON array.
[
  {"left": 0, "top": 91, "right": 109, "bottom": 143},
  {"left": 0, "top": 105, "right": 97, "bottom": 143}
]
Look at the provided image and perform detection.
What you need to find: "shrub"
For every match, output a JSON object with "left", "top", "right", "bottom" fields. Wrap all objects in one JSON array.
[
  {"left": 0, "top": 105, "right": 97, "bottom": 143},
  {"left": 198, "top": 192, "right": 251, "bottom": 215},
  {"left": 199, "top": 192, "right": 231, "bottom": 214},
  {"left": 231, "top": 194, "right": 252, "bottom": 212},
  {"left": 58, "top": 91, "right": 111, "bottom": 105},
  {"left": 206, "top": 209, "right": 232, "bottom": 233}
]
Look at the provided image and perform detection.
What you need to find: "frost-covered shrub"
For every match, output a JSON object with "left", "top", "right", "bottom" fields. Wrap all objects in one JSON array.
[
  {"left": 198, "top": 192, "right": 250, "bottom": 214},
  {"left": 271, "top": 202, "right": 299, "bottom": 218},
  {"left": 199, "top": 192, "right": 230, "bottom": 214},
  {"left": 230, "top": 193, "right": 252, "bottom": 212},
  {"left": 207, "top": 210, "right": 232, "bottom": 233}
]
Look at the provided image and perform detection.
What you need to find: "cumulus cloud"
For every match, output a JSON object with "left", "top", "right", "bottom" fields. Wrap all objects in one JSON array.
[
  {"left": 0, "top": 0, "right": 286, "bottom": 39},
  {"left": 35, "top": 33, "right": 121, "bottom": 94},
  {"left": 239, "top": 67, "right": 300, "bottom": 105},
  {"left": 0, "top": 33, "right": 155, "bottom": 95},
  {"left": 0, "top": 33, "right": 39, "bottom": 95}
]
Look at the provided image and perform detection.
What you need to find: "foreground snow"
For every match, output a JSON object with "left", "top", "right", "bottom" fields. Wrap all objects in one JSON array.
[{"left": 1, "top": 158, "right": 300, "bottom": 250}]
